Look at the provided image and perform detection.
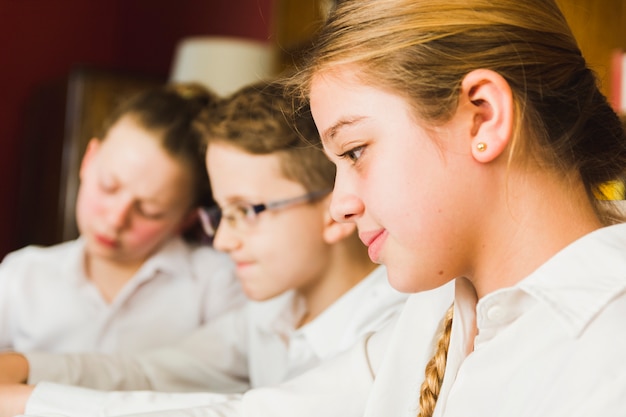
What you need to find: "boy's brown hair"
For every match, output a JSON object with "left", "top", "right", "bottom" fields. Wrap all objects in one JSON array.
[
  {"left": 99, "top": 82, "right": 219, "bottom": 208},
  {"left": 206, "top": 80, "right": 335, "bottom": 193}
]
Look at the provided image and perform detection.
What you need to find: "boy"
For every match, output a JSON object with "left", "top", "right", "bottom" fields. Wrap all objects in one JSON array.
[{"left": 0, "top": 81, "right": 407, "bottom": 415}]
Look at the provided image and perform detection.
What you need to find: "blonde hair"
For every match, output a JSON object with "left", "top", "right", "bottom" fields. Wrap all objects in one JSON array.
[
  {"left": 293, "top": 0, "right": 626, "bottom": 223},
  {"left": 290, "top": 0, "right": 626, "bottom": 413},
  {"left": 418, "top": 305, "right": 454, "bottom": 417}
]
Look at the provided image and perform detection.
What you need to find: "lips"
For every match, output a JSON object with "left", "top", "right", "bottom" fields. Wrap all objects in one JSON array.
[
  {"left": 359, "top": 229, "right": 388, "bottom": 262},
  {"left": 230, "top": 257, "right": 255, "bottom": 271},
  {"left": 235, "top": 261, "right": 253, "bottom": 270},
  {"left": 95, "top": 233, "right": 117, "bottom": 248}
]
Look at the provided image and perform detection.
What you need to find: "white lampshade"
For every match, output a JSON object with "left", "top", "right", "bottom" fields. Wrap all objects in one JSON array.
[{"left": 170, "top": 36, "right": 276, "bottom": 97}]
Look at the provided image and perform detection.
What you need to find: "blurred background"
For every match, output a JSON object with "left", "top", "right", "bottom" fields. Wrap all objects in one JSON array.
[{"left": 0, "top": 0, "right": 624, "bottom": 259}]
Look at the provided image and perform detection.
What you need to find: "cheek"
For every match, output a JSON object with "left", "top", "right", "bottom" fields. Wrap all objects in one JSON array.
[
  {"left": 254, "top": 227, "right": 303, "bottom": 273},
  {"left": 378, "top": 144, "right": 438, "bottom": 213},
  {"left": 364, "top": 156, "right": 441, "bottom": 252},
  {"left": 255, "top": 214, "right": 326, "bottom": 281},
  {"left": 75, "top": 185, "right": 104, "bottom": 227},
  {"left": 124, "top": 221, "right": 177, "bottom": 250}
]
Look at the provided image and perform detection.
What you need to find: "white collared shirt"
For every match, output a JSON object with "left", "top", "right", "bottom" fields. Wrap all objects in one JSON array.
[
  {"left": 23, "top": 223, "right": 626, "bottom": 417},
  {"left": 366, "top": 222, "right": 626, "bottom": 417},
  {"left": 246, "top": 265, "right": 407, "bottom": 387},
  {"left": 23, "top": 266, "right": 410, "bottom": 416},
  {"left": 0, "top": 237, "right": 245, "bottom": 354}
]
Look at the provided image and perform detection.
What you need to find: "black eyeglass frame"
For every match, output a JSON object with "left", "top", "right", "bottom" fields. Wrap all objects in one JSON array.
[{"left": 198, "top": 188, "right": 332, "bottom": 238}]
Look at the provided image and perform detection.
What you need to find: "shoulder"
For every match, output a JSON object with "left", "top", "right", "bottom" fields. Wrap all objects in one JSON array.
[
  {"left": 0, "top": 240, "right": 82, "bottom": 292},
  {"left": 1, "top": 240, "right": 80, "bottom": 270}
]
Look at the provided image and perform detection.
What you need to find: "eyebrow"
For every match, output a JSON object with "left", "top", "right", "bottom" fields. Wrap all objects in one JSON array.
[
  {"left": 321, "top": 116, "right": 366, "bottom": 144},
  {"left": 218, "top": 194, "right": 262, "bottom": 207}
]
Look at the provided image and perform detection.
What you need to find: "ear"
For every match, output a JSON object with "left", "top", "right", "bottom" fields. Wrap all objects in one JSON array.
[
  {"left": 321, "top": 199, "right": 357, "bottom": 244},
  {"left": 79, "top": 138, "right": 101, "bottom": 179},
  {"left": 460, "top": 69, "right": 514, "bottom": 163}
]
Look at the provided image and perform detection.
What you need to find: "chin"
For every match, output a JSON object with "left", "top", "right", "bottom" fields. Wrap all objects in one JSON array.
[
  {"left": 386, "top": 267, "right": 441, "bottom": 294},
  {"left": 242, "top": 287, "right": 273, "bottom": 302}
]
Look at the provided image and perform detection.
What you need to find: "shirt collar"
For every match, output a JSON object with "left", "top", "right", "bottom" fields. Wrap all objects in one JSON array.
[
  {"left": 518, "top": 222, "right": 626, "bottom": 337},
  {"left": 67, "top": 236, "right": 194, "bottom": 286},
  {"left": 136, "top": 236, "right": 193, "bottom": 281},
  {"left": 294, "top": 265, "right": 390, "bottom": 359},
  {"left": 454, "top": 223, "right": 626, "bottom": 347},
  {"left": 252, "top": 290, "right": 300, "bottom": 335},
  {"left": 253, "top": 266, "right": 391, "bottom": 359}
]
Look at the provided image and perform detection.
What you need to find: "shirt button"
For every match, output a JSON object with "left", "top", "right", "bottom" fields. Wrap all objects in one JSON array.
[{"left": 486, "top": 305, "right": 504, "bottom": 322}]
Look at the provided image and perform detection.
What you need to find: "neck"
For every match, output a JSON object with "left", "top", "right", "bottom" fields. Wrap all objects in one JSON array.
[
  {"left": 297, "top": 238, "right": 376, "bottom": 328},
  {"left": 467, "top": 168, "right": 602, "bottom": 299},
  {"left": 84, "top": 254, "right": 143, "bottom": 303}
]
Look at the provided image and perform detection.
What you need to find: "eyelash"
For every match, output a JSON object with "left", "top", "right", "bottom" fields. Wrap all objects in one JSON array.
[
  {"left": 136, "top": 208, "right": 164, "bottom": 220},
  {"left": 338, "top": 146, "right": 365, "bottom": 163},
  {"left": 99, "top": 180, "right": 115, "bottom": 193},
  {"left": 97, "top": 180, "right": 164, "bottom": 220}
]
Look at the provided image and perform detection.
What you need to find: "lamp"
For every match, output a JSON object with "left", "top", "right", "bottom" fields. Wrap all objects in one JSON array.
[{"left": 169, "top": 36, "right": 276, "bottom": 97}]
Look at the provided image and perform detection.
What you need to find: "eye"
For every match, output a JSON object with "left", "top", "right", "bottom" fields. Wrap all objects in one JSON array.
[
  {"left": 222, "top": 204, "right": 250, "bottom": 225},
  {"left": 133, "top": 200, "right": 166, "bottom": 220},
  {"left": 98, "top": 176, "right": 117, "bottom": 193},
  {"left": 135, "top": 205, "right": 165, "bottom": 220},
  {"left": 339, "top": 145, "right": 365, "bottom": 163}
]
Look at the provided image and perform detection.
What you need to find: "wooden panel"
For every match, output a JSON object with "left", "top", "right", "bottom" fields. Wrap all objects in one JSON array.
[
  {"left": 558, "top": 0, "right": 626, "bottom": 98},
  {"left": 273, "top": 0, "right": 326, "bottom": 69},
  {"left": 274, "top": 0, "right": 626, "bottom": 98}
]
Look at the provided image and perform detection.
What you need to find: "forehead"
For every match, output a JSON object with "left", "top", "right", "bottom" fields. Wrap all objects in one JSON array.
[
  {"left": 100, "top": 116, "right": 160, "bottom": 153},
  {"left": 310, "top": 69, "right": 411, "bottom": 145},
  {"left": 98, "top": 117, "right": 179, "bottom": 174},
  {"left": 206, "top": 142, "right": 305, "bottom": 201},
  {"left": 95, "top": 117, "right": 193, "bottom": 204}
]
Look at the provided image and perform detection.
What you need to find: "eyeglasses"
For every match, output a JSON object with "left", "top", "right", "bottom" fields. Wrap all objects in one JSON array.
[{"left": 198, "top": 189, "right": 331, "bottom": 239}]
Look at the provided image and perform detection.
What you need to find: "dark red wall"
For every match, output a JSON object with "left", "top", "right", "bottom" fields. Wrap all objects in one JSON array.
[{"left": 0, "top": 0, "right": 273, "bottom": 258}]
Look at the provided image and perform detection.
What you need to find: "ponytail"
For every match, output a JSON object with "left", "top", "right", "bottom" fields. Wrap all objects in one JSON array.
[{"left": 417, "top": 305, "right": 454, "bottom": 417}]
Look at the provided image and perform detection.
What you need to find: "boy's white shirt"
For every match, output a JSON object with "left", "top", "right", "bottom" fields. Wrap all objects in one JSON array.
[
  {"left": 0, "top": 237, "right": 245, "bottom": 354},
  {"left": 22, "top": 266, "right": 412, "bottom": 415},
  {"left": 20, "top": 222, "right": 626, "bottom": 417}
]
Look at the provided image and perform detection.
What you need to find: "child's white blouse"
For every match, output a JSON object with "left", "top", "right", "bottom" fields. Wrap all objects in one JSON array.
[
  {"left": 360, "top": 222, "right": 626, "bottom": 417},
  {"left": 22, "top": 266, "right": 409, "bottom": 416},
  {"left": 21, "top": 224, "right": 626, "bottom": 417},
  {"left": 0, "top": 237, "right": 245, "bottom": 354}
]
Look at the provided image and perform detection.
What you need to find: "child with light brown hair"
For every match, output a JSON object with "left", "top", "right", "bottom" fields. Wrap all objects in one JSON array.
[
  {"left": 304, "top": 0, "right": 626, "bottom": 415},
  {"left": 0, "top": 83, "right": 243, "bottom": 355},
  {"left": 6, "top": 0, "right": 626, "bottom": 415},
  {"left": 0, "top": 80, "right": 408, "bottom": 416}
]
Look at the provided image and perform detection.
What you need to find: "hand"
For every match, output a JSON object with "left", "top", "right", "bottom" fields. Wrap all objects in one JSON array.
[
  {"left": 0, "top": 383, "right": 33, "bottom": 417},
  {"left": 0, "top": 353, "right": 28, "bottom": 384}
]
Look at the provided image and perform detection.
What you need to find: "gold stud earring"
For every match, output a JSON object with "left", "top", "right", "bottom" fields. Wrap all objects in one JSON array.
[{"left": 476, "top": 142, "right": 487, "bottom": 152}]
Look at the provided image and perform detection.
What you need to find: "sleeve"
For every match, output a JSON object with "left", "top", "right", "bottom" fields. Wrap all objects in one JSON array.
[
  {"left": 23, "top": 333, "right": 378, "bottom": 417},
  {"left": 26, "top": 307, "right": 252, "bottom": 393},
  {"left": 24, "top": 382, "right": 242, "bottom": 417},
  {"left": 191, "top": 246, "right": 247, "bottom": 323},
  {"left": 0, "top": 251, "right": 19, "bottom": 350}
]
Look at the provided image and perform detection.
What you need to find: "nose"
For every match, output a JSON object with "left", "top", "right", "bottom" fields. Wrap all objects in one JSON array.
[
  {"left": 105, "top": 196, "right": 133, "bottom": 230},
  {"left": 212, "top": 221, "right": 242, "bottom": 253},
  {"left": 329, "top": 180, "right": 365, "bottom": 223}
]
